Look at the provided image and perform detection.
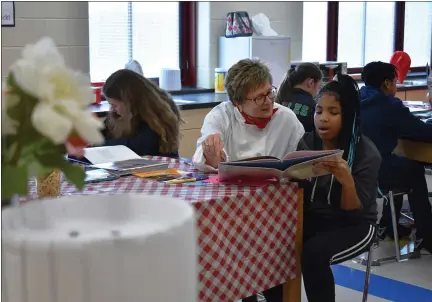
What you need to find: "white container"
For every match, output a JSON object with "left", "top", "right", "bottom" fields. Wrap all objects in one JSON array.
[
  {"left": 214, "top": 68, "right": 228, "bottom": 93},
  {"left": 1, "top": 194, "right": 198, "bottom": 302},
  {"left": 219, "top": 36, "right": 291, "bottom": 88},
  {"left": 159, "top": 68, "right": 182, "bottom": 91}
]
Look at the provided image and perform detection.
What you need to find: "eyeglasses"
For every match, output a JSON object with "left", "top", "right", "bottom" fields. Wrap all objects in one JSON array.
[{"left": 245, "top": 86, "right": 278, "bottom": 106}]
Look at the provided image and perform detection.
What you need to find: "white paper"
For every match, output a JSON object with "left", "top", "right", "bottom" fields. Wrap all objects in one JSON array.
[
  {"left": 125, "top": 60, "right": 144, "bottom": 76},
  {"left": 84, "top": 145, "right": 141, "bottom": 165},
  {"left": 1, "top": 2, "right": 14, "bottom": 26},
  {"left": 251, "top": 13, "right": 277, "bottom": 36}
]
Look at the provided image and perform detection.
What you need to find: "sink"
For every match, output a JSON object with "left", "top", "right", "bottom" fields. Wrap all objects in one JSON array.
[
  {"left": 402, "top": 81, "right": 415, "bottom": 85},
  {"left": 399, "top": 80, "right": 426, "bottom": 86},
  {"left": 174, "top": 99, "right": 194, "bottom": 105}
]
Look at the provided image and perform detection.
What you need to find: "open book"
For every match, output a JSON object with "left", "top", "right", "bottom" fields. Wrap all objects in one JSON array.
[
  {"left": 78, "top": 145, "right": 169, "bottom": 176},
  {"left": 218, "top": 149, "right": 344, "bottom": 182}
]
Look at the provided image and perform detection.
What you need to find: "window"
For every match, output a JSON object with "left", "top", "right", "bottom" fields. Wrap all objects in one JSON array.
[
  {"left": 302, "top": 2, "right": 327, "bottom": 63},
  {"left": 89, "top": 2, "right": 130, "bottom": 81},
  {"left": 131, "top": 2, "right": 180, "bottom": 78},
  {"left": 301, "top": 2, "right": 432, "bottom": 73},
  {"left": 403, "top": 1, "right": 432, "bottom": 67},
  {"left": 88, "top": 1, "right": 196, "bottom": 86},
  {"left": 338, "top": 1, "right": 395, "bottom": 68}
]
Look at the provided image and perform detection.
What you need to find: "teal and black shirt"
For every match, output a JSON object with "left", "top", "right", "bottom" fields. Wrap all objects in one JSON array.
[{"left": 280, "top": 88, "right": 315, "bottom": 132}]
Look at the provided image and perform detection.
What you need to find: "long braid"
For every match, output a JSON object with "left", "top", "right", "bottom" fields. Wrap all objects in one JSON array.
[
  {"left": 318, "top": 74, "right": 362, "bottom": 170},
  {"left": 343, "top": 75, "right": 362, "bottom": 170},
  {"left": 311, "top": 74, "right": 363, "bottom": 204}
]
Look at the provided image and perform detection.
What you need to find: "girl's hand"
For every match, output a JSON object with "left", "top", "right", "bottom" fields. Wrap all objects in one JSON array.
[{"left": 314, "top": 158, "right": 354, "bottom": 186}]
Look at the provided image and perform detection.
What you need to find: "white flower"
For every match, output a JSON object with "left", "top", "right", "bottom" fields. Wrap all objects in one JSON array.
[
  {"left": 31, "top": 99, "right": 104, "bottom": 145},
  {"left": 21, "top": 37, "right": 65, "bottom": 67},
  {"left": 12, "top": 59, "right": 93, "bottom": 108},
  {"left": 9, "top": 37, "right": 104, "bottom": 145},
  {"left": 72, "top": 111, "right": 105, "bottom": 144},
  {"left": 31, "top": 102, "right": 73, "bottom": 144}
]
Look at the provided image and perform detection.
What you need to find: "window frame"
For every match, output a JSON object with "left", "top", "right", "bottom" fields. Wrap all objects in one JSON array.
[
  {"left": 326, "top": 1, "right": 429, "bottom": 75},
  {"left": 89, "top": 1, "right": 197, "bottom": 88}
]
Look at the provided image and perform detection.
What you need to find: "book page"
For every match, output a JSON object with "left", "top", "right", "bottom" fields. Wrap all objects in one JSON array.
[
  {"left": 230, "top": 156, "right": 280, "bottom": 163},
  {"left": 218, "top": 164, "right": 283, "bottom": 182},
  {"left": 284, "top": 150, "right": 344, "bottom": 180},
  {"left": 282, "top": 150, "right": 341, "bottom": 161},
  {"left": 84, "top": 145, "right": 141, "bottom": 165}
]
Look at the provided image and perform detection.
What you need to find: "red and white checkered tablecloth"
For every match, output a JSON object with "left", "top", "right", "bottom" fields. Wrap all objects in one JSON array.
[{"left": 25, "top": 156, "right": 300, "bottom": 301}]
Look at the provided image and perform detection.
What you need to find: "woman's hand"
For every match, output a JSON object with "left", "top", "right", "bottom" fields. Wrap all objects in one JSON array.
[
  {"left": 202, "top": 133, "right": 225, "bottom": 168},
  {"left": 66, "top": 142, "right": 85, "bottom": 158},
  {"left": 314, "top": 158, "right": 354, "bottom": 187}
]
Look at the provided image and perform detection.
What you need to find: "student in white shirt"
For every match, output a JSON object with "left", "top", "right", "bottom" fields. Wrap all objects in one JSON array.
[{"left": 192, "top": 59, "right": 304, "bottom": 172}]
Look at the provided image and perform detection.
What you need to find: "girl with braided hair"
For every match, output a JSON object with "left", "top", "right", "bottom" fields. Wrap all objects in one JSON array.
[{"left": 244, "top": 74, "right": 382, "bottom": 302}]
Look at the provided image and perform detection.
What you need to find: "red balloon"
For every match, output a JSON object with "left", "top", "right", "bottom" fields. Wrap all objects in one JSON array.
[{"left": 390, "top": 51, "right": 411, "bottom": 83}]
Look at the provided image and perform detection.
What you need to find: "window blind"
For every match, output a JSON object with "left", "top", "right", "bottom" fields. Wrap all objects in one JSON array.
[
  {"left": 88, "top": 1, "right": 180, "bottom": 82},
  {"left": 302, "top": 2, "right": 328, "bottom": 63},
  {"left": 403, "top": 1, "right": 432, "bottom": 67},
  {"left": 337, "top": 1, "right": 395, "bottom": 68}
]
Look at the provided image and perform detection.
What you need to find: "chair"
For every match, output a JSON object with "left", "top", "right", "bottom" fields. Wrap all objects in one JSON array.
[
  {"left": 250, "top": 252, "right": 374, "bottom": 302},
  {"left": 361, "top": 239, "right": 375, "bottom": 302},
  {"left": 357, "top": 188, "right": 415, "bottom": 267},
  {"left": 334, "top": 233, "right": 376, "bottom": 302},
  {"left": 382, "top": 188, "right": 417, "bottom": 262}
]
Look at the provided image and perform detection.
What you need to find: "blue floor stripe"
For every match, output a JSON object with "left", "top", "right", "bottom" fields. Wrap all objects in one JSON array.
[{"left": 332, "top": 264, "right": 432, "bottom": 302}]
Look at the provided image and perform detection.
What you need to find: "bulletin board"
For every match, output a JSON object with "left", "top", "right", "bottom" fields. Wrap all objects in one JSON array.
[{"left": 2, "top": 2, "right": 15, "bottom": 27}]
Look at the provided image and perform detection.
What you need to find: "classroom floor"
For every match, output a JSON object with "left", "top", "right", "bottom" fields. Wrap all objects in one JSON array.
[{"left": 253, "top": 174, "right": 432, "bottom": 302}]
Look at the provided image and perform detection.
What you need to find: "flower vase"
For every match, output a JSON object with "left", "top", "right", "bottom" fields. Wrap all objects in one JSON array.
[
  {"left": 36, "top": 170, "right": 62, "bottom": 198},
  {"left": 2, "top": 194, "right": 20, "bottom": 208},
  {"left": 2, "top": 194, "right": 198, "bottom": 302}
]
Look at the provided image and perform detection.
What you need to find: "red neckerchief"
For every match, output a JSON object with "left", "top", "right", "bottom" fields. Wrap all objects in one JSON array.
[{"left": 240, "top": 108, "right": 279, "bottom": 129}]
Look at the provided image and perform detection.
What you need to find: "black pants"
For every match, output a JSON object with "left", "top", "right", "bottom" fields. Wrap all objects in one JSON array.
[
  {"left": 243, "top": 214, "right": 375, "bottom": 302},
  {"left": 378, "top": 154, "right": 432, "bottom": 240}
]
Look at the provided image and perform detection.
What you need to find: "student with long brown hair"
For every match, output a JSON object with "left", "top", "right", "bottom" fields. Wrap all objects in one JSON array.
[{"left": 100, "top": 69, "right": 182, "bottom": 157}]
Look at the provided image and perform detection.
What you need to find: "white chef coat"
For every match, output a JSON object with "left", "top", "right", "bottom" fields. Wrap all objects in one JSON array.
[{"left": 192, "top": 102, "right": 305, "bottom": 172}]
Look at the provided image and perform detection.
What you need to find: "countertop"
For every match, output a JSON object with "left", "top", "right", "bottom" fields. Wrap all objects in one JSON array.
[{"left": 91, "top": 78, "right": 428, "bottom": 117}]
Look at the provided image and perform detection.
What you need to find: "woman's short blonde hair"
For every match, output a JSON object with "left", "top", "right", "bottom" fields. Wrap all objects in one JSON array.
[{"left": 225, "top": 59, "right": 273, "bottom": 104}]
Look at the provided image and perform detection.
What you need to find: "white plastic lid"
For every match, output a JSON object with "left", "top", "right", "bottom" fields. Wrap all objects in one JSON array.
[{"left": 215, "top": 68, "right": 228, "bottom": 72}]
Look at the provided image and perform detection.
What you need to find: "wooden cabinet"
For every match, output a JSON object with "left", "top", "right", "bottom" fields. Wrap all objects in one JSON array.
[
  {"left": 179, "top": 128, "right": 202, "bottom": 158},
  {"left": 395, "top": 89, "right": 428, "bottom": 101},
  {"left": 396, "top": 91, "right": 406, "bottom": 100},
  {"left": 406, "top": 89, "right": 428, "bottom": 102},
  {"left": 179, "top": 108, "right": 212, "bottom": 158}
]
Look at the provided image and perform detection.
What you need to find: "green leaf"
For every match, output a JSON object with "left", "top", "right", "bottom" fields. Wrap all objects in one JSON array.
[
  {"left": 34, "top": 151, "right": 66, "bottom": 167},
  {"left": 1, "top": 165, "right": 29, "bottom": 199},
  {"left": 26, "top": 158, "right": 54, "bottom": 178},
  {"left": 60, "top": 163, "right": 85, "bottom": 191},
  {"left": 33, "top": 152, "right": 86, "bottom": 191},
  {"left": 7, "top": 93, "right": 37, "bottom": 121}
]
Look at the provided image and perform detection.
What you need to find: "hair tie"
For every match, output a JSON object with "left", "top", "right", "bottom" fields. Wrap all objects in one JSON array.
[{"left": 288, "top": 67, "right": 296, "bottom": 76}]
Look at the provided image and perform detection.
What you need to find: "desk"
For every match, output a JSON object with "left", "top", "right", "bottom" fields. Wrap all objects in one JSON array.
[
  {"left": 397, "top": 104, "right": 432, "bottom": 164},
  {"left": 394, "top": 139, "right": 432, "bottom": 164},
  {"left": 24, "top": 156, "right": 303, "bottom": 302}
]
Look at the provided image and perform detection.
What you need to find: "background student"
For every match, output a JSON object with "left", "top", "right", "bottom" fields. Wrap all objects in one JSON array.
[
  {"left": 276, "top": 63, "right": 323, "bottom": 132},
  {"left": 360, "top": 61, "right": 432, "bottom": 253},
  {"left": 100, "top": 69, "right": 183, "bottom": 157}
]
